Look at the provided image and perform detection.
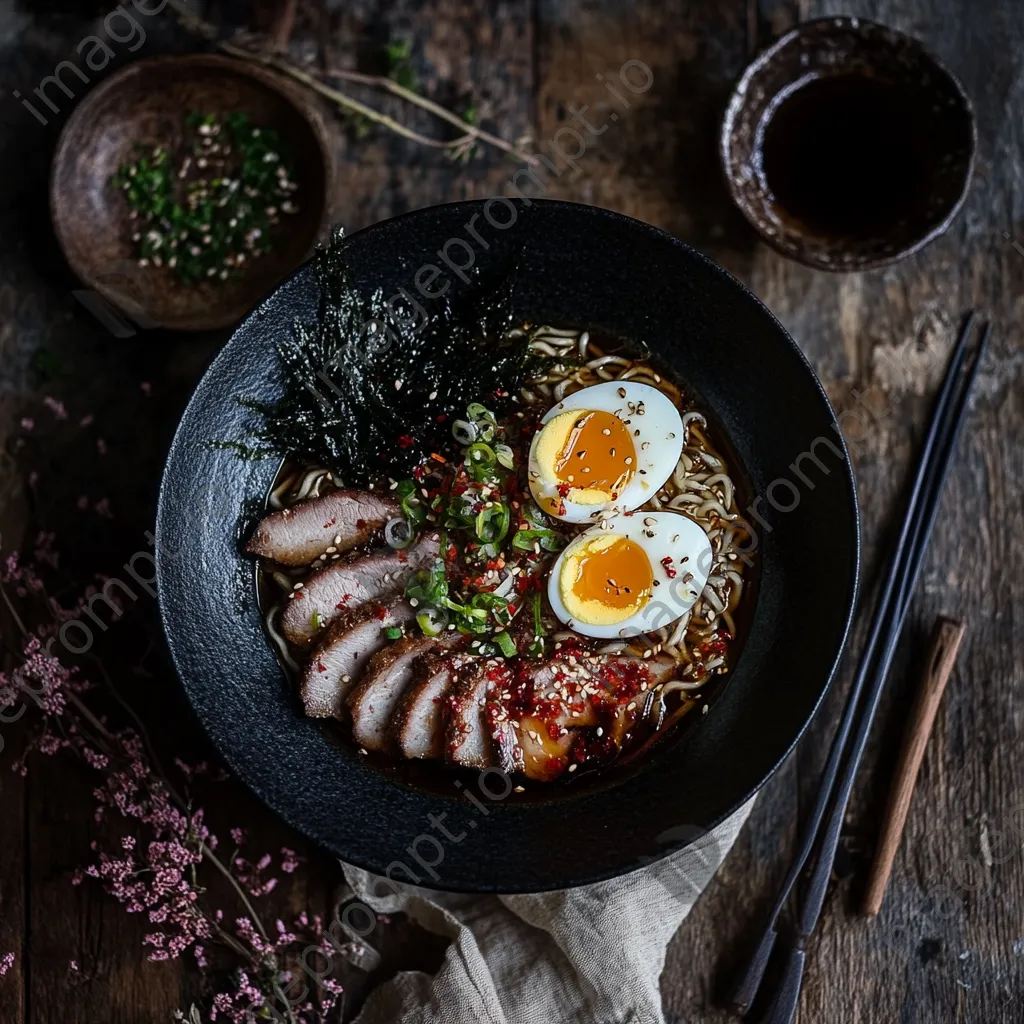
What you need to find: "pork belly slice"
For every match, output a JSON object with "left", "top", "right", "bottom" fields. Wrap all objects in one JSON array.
[
  {"left": 280, "top": 532, "right": 439, "bottom": 647},
  {"left": 495, "top": 654, "right": 680, "bottom": 779},
  {"left": 397, "top": 652, "right": 475, "bottom": 760},
  {"left": 349, "top": 634, "right": 457, "bottom": 753},
  {"left": 245, "top": 489, "right": 400, "bottom": 567},
  {"left": 528, "top": 654, "right": 679, "bottom": 728},
  {"left": 299, "top": 599, "right": 416, "bottom": 719},
  {"left": 444, "top": 662, "right": 501, "bottom": 769}
]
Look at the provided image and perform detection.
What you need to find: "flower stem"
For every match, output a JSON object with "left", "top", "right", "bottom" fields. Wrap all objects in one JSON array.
[{"left": 199, "top": 841, "right": 272, "bottom": 945}]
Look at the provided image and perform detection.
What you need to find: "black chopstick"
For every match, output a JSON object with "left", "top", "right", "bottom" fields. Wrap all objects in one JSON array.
[
  {"left": 755, "top": 320, "right": 989, "bottom": 1024},
  {"left": 728, "top": 312, "right": 985, "bottom": 1017}
]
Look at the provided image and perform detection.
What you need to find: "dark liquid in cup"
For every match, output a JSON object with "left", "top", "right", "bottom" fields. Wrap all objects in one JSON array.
[{"left": 760, "top": 74, "right": 934, "bottom": 239}]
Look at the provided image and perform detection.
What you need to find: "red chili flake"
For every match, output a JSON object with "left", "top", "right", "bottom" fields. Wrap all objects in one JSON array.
[
  {"left": 372, "top": 606, "right": 387, "bottom": 621},
  {"left": 396, "top": 434, "right": 416, "bottom": 449},
  {"left": 316, "top": 662, "right": 327, "bottom": 673},
  {"left": 436, "top": 414, "right": 448, "bottom": 422},
  {"left": 556, "top": 482, "right": 572, "bottom": 498},
  {"left": 355, "top": 518, "right": 367, "bottom": 530},
  {"left": 294, "top": 592, "right": 305, "bottom": 600},
  {"left": 546, "top": 756, "right": 565, "bottom": 775},
  {"left": 397, "top": 549, "right": 408, "bottom": 563},
  {"left": 335, "top": 594, "right": 352, "bottom": 609},
  {"left": 430, "top": 452, "right": 447, "bottom": 463},
  {"left": 660, "top": 556, "right": 677, "bottom": 579},
  {"left": 323, "top": 517, "right": 337, "bottom": 528}
]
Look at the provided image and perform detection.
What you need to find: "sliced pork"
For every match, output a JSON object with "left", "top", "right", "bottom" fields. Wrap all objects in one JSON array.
[
  {"left": 522, "top": 653, "right": 678, "bottom": 728},
  {"left": 349, "top": 634, "right": 456, "bottom": 752},
  {"left": 397, "top": 652, "right": 472, "bottom": 760},
  {"left": 299, "top": 599, "right": 416, "bottom": 719},
  {"left": 444, "top": 662, "right": 497, "bottom": 769},
  {"left": 246, "top": 489, "right": 400, "bottom": 567},
  {"left": 280, "top": 532, "right": 440, "bottom": 646}
]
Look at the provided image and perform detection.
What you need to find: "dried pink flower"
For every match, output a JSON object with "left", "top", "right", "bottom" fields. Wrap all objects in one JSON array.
[{"left": 43, "top": 396, "right": 68, "bottom": 420}]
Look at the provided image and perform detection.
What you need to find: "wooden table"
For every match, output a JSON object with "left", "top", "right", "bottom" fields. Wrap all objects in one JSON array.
[{"left": 0, "top": 1, "right": 1021, "bottom": 1021}]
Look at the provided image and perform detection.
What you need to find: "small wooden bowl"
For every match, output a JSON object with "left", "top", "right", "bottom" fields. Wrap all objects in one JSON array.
[
  {"left": 721, "top": 18, "right": 975, "bottom": 271},
  {"left": 51, "top": 54, "right": 333, "bottom": 331}
]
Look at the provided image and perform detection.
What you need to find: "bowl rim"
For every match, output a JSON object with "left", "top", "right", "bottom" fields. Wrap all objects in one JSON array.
[
  {"left": 155, "top": 198, "right": 862, "bottom": 891},
  {"left": 720, "top": 15, "right": 977, "bottom": 272},
  {"left": 49, "top": 52, "right": 334, "bottom": 332}
]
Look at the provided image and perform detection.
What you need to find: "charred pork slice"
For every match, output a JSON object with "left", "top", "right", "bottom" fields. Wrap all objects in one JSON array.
[
  {"left": 299, "top": 599, "right": 416, "bottom": 719},
  {"left": 397, "top": 652, "right": 475, "bottom": 760},
  {"left": 528, "top": 654, "right": 678, "bottom": 727},
  {"left": 245, "top": 489, "right": 400, "bottom": 567},
  {"left": 348, "top": 635, "right": 455, "bottom": 752},
  {"left": 280, "top": 532, "right": 439, "bottom": 647},
  {"left": 496, "top": 654, "right": 680, "bottom": 780},
  {"left": 444, "top": 661, "right": 500, "bottom": 769}
]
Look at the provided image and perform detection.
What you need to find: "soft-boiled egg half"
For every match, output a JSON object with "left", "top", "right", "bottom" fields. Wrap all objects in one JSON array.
[
  {"left": 528, "top": 382, "right": 684, "bottom": 524},
  {"left": 547, "top": 512, "right": 712, "bottom": 639}
]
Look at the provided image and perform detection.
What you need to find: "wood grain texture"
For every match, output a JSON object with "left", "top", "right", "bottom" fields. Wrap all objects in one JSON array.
[{"left": 0, "top": 0, "right": 1022, "bottom": 1021}]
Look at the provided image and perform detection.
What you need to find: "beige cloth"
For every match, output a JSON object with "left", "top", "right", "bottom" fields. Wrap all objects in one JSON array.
[{"left": 346, "top": 798, "right": 754, "bottom": 1024}]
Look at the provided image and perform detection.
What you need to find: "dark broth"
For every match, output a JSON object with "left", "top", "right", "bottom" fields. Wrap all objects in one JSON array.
[{"left": 759, "top": 74, "right": 936, "bottom": 238}]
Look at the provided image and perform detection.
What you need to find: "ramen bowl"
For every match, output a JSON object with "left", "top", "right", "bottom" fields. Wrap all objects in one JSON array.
[{"left": 156, "top": 200, "right": 859, "bottom": 892}]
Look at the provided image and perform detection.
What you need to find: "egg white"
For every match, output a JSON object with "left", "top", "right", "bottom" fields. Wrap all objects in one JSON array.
[
  {"left": 528, "top": 381, "right": 684, "bottom": 524},
  {"left": 547, "top": 511, "right": 713, "bottom": 639}
]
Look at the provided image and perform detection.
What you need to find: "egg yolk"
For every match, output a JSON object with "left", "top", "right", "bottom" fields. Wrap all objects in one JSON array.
[
  {"left": 560, "top": 534, "right": 654, "bottom": 625},
  {"left": 536, "top": 408, "right": 637, "bottom": 507}
]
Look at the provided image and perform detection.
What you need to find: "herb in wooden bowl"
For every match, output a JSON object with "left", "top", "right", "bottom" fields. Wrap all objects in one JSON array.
[{"left": 112, "top": 111, "right": 301, "bottom": 285}]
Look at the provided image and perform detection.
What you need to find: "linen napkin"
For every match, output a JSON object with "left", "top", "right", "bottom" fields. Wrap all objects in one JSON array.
[{"left": 345, "top": 797, "right": 754, "bottom": 1024}]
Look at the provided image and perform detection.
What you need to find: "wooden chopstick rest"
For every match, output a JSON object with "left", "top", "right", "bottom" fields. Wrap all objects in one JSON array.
[{"left": 862, "top": 616, "right": 966, "bottom": 916}]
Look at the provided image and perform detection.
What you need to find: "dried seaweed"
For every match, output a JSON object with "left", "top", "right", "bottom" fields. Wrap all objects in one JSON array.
[{"left": 239, "top": 226, "right": 531, "bottom": 482}]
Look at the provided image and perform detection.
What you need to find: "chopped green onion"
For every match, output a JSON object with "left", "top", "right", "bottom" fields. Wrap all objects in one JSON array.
[
  {"left": 475, "top": 502, "right": 510, "bottom": 544},
  {"left": 531, "top": 591, "right": 544, "bottom": 637},
  {"left": 494, "top": 443, "right": 515, "bottom": 470},
  {"left": 512, "top": 527, "right": 565, "bottom": 552},
  {"left": 466, "top": 402, "right": 493, "bottom": 422},
  {"left": 465, "top": 403, "right": 497, "bottom": 442},
  {"left": 395, "top": 479, "right": 427, "bottom": 528},
  {"left": 452, "top": 419, "right": 477, "bottom": 445},
  {"left": 416, "top": 609, "right": 447, "bottom": 636},
  {"left": 384, "top": 517, "right": 413, "bottom": 549},
  {"left": 494, "top": 631, "right": 517, "bottom": 657},
  {"left": 384, "top": 626, "right": 402, "bottom": 639}
]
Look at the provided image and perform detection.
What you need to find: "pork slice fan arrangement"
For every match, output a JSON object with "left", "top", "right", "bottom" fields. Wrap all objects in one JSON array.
[{"left": 245, "top": 326, "right": 754, "bottom": 786}]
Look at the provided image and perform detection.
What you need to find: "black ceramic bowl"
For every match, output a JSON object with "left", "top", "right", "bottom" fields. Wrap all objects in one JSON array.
[
  {"left": 156, "top": 200, "right": 859, "bottom": 892},
  {"left": 721, "top": 17, "right": 975, "bottom": 271}
]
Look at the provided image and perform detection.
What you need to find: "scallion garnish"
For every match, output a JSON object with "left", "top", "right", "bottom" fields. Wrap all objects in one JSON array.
[{"left": 494, "top": 631, "right": 517, "bottom": 657}]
